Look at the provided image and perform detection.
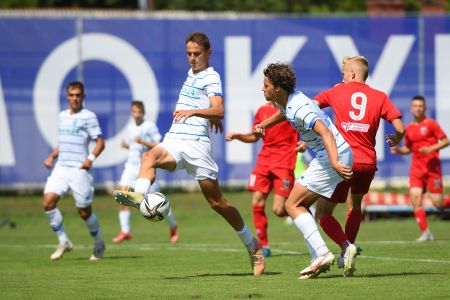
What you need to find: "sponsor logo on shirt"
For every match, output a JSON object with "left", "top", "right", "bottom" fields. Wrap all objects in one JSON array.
[
  {"left": 60, "top": 127, "right": 80, "bottom": 134},
  {"left": 341, "top": 122, "right": 370, "bottom": 133},
  {"left": 181, "top": 85, "right": 196, "bottom": 97},
  {"left": 420, "top": 126, "right": 427, "bottom": 136}
]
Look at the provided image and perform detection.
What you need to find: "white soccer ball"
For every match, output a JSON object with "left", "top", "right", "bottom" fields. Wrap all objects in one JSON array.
[{"left": 139, "top": 192, "right": 170, "bottom": 222}]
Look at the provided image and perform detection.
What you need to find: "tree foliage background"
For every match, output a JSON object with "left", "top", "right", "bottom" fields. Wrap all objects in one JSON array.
[{"left": 0, "top": 0, "right": 448, "bottom": 12}]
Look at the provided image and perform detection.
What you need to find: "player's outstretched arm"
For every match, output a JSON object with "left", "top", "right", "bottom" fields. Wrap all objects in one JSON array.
[
  {"left": 226, "top": 131, "right": 260, "bottom": 143},
  {"left": 314, "top": 120, "right": 352, "bottom": 180},
  {"left": 44, "top": 147, "right": 59, "bottom": 169},
  {"left": 80, "top": 137, "right": 105, "bottom": 170}
]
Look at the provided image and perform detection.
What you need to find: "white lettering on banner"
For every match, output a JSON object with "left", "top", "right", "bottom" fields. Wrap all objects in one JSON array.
[
  {"left": 33, "top": 33, "right": 159, "bottom": 167},
  {"left": 0, "top": 75, "right": 15, "bottom": 166},
  {"left": 225, "top": 36, "right": 307, "bottom": 163},
  {"left": 325, "top": 35, "right": 415, "bottom": 161},
  {"left": 436, "top": 34, "right": 450, "bottom": 159}
]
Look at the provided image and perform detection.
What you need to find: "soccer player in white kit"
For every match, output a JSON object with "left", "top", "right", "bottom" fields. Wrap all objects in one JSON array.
[
  {"left": 254, "top": 63, "right": 355, "bottom": 279},
  {"left": 113, "top": 32, "right": 265, "bottom": 276},
  {"left": 42, "top": 81, "right": 106, "bottom": 261},
  {"left": 112, "top": 101, "right": 178, "bottom": 244}
]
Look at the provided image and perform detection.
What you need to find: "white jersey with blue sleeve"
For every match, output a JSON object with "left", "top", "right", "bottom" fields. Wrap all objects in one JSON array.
[
  {"left": 124, "top": 120, "right": 161, "bottom": 168},
  {"left": 277, "top": 91, "right": 349, "bottom": 162},
  {"left": 56, "top": 108, "right": 102, "bottom": 168},
  {"left": 165, "top": 67, "right": 222, "bottom": 141}
]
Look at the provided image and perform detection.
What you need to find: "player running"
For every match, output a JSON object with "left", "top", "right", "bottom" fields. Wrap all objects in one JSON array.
[
  {"left": 255, "top": 63, "right": 354, "bottom": 279},
  {"left": 42, "top": 81, "right": 106, "bottom": 261},
  {"left": 313, "top": 55, "right": 405, "bottom": 275},
  {"left": 391, "top": 95, "right": 449, "bottom": 241}
]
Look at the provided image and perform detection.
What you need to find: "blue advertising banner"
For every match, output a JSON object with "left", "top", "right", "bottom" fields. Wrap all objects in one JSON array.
[{"left": 1, "top": 14, "right": 449, "bottom": 187}]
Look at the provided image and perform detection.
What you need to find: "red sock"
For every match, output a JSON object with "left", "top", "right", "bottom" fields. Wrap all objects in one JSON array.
[
  {"left": 345, "top": 210, "right": 362, "bottom": 243},
  {"left": 253, "top": 205, "right": 269, "bottom": 247},
  {"left": 319, "top": 214, "right": 348, "bottom": 250},
  {"left": 414, "top": 208, "right": 428, "bottom": 232},
  {"left": 444, "top": 197, "right": 450, "bottom": 209}
]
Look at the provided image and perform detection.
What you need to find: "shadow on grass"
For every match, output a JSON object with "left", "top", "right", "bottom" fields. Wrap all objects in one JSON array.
[
  {"left": 163, "top": 271, "right": 281, "bottom": 279},
  {"left": 319, "top": 271, "right": 445, "bottom": 279},
  {"left": 72, "top": 255, "right": 144, "bottom": 261}
]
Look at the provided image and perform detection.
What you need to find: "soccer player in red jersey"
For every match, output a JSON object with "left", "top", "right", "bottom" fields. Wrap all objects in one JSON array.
[
  {"left": 314, "top": 56, "right": 405, "bottom": 275},
  {"left": 391, "top": 95, "right": 450, "bottom": 241},
  {"left": 226, "top": 101, "right": 302, "bottom": 257}
]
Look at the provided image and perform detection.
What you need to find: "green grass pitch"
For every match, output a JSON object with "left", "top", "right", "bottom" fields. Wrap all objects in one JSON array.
[{"left": 1, "top": 191, "right": 449, "bottom": 299}]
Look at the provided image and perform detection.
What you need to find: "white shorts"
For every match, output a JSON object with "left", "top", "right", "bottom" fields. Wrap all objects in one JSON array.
[
  {"left": 119, "top": 164, "right": 139, "bottom": 188},
  {"left": 44, "top": 165, "right": 94, "bottom": 208},
  {"left": 157, "top": 136, "right": 218, "bottom": 180},
  {"left": 298, "top": 147, "right": 353, "bottom": 198},
  {"left": 119, "top": 164, "right": 160, "bottom": 192}
]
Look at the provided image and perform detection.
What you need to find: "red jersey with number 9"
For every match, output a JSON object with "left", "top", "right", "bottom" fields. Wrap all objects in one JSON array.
[{"left": 315, "top": 82, "right": 402, "bottom": 164}]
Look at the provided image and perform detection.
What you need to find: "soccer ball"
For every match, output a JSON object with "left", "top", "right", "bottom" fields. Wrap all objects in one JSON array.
[{"left": 139, "top": 192, "right": 170, "bottom": 222}]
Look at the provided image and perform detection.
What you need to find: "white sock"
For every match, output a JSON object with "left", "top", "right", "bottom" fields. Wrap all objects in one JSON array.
[
  {"left": 305, "top": 240, "right": 317, "bottom": 260},
  {"left": 236, "top": 224, "right": 254, "bottom": 250},
  {"left": 293, "top": 213, "right": 329, "bottom": 257},
  {"left": 135, "top": 178, "right": 151, "bottom": 194},
  {"left": 165, "top": 207, "right": 177, "bottom": 228},
  {"left": 85, "top": 213, "right": 103, "bottom": 244},
  {"left": 45, "top": 208, "right": 69, "bottom": 245},
  {"left": 119, "top": 210, "right": 131, "bottom": 233}
]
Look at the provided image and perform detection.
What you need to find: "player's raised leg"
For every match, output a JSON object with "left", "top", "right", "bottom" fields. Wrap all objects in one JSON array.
[
  {"left": 198, "top": 178, "right": 265, "bottom": 276},
  {"left": 113, "top": 146, "right": 176, "bottom": 206}
]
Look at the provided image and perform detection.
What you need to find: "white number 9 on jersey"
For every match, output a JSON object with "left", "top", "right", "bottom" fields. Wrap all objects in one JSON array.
[{"left": 349, "top": 92, "right": 367, "bottom": 121}]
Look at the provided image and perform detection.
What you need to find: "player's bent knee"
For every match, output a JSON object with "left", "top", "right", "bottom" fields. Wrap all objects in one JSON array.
[
  {"left": 141, "top": 152, "right": 157, "bottom": 167},
  {"left": 42, "top": 194, "right": 58, "bottom": 211}
]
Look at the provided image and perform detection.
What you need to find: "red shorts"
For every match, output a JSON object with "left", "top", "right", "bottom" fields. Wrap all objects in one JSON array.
[
  {"left": 329, "top": 163, "right": 377, "bottom": 203},
  {"left": 409, "top": 171, "right": 443, "bottom": 193},
  {"left": 247, "top": 165, "right": 294, "bottom": 198}
]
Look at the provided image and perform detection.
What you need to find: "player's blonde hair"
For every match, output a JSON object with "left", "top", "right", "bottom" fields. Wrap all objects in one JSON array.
[{"left": 342, "top": 56, "right": 369, "bottom": 81}]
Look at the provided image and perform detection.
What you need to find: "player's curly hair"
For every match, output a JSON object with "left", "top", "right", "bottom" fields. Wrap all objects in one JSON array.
[
  {"left": 263, "top": 63, "right": 296, "bottom": 94},
  {"left": 186, "top": 32, "right": 210, "bottom": 51}
]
